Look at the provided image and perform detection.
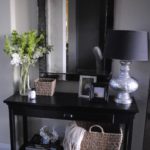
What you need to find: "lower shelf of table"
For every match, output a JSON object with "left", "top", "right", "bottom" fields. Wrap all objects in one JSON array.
[
  {"left": 20, "top": 144, "right": 63, "bottom": 150},
  {"left": 19, "top": 134, "right": 63, "bottom": 150}
]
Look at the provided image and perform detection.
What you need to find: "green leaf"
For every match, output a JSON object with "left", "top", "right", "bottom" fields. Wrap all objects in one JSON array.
[{"left": 4, "top": 36, "right": 11, "bottom": 55}]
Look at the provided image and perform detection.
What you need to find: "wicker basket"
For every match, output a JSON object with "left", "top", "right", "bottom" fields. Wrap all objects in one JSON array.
[
  {"left": 34, "top": 78, "right": 56, "bottom": 96},
  {"left": 78, "top": 122, "right": 123, "bottom": 150}
]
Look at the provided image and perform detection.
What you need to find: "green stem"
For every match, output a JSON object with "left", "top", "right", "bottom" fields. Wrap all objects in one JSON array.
[{"left": 19, "top": 63, "right": 30, "bottom": 95}]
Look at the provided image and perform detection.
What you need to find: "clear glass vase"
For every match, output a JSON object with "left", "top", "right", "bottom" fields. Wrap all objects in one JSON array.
[{"left": 19, "top": 63, "right": 30, "bottom": 95}]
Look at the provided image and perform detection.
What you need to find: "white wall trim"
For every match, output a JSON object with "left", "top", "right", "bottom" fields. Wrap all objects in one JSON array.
[
  {"left": 0, "top": 143, "right": 10, "bottom": 150},
  {"left": 10, "top": 0, "right": 16, "bottom": 30}
]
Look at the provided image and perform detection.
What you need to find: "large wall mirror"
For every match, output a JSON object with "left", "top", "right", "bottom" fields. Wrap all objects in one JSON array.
[{"left": 38, "top": 0, "right": 114, "bottom": 76}]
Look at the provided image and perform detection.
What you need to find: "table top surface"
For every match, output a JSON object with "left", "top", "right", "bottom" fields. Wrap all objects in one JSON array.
[{"left": 4, "top": 92, "right": 138, "bottom": 114}]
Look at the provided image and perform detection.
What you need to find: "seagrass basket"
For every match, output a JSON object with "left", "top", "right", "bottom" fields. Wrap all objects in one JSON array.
[
  {"left": 34, "top": 78, "right": 56, "bottom": 96},
  {"left": 77, "top": 122, "right": 123, "bottom": 150}
]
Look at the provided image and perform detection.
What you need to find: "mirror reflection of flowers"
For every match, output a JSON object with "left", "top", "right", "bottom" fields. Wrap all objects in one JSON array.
[{"left": 4, "top": 30, "right": 53, "bottom": 95}]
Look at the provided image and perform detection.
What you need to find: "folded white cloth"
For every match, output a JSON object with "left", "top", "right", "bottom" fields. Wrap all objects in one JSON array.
[{"left": 63, "top": 122, "right": 86, "bottom": 150}]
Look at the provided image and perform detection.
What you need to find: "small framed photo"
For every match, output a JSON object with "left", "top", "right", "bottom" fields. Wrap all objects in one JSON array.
[
  {"left": 92, "top": 82, "right": 108, "bottom": 101},
  {"left": 78, "top": 75, "right": 97, "bottom": 98}
]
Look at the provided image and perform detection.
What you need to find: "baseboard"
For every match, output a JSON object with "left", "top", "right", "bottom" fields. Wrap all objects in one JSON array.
[{"left": 0, "top": 143, "right": 10, "bottom": 150}]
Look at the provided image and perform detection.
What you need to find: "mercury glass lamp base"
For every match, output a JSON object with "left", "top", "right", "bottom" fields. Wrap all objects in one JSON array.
[
  {"left": 114, "top": 92, "right": 132, "bottom": 105},
  {"left": 115, "top": 98, "right": 132, "bottom": 105},
  {"left": 110, "top": 61, "right": 138, "bottom": 105}
]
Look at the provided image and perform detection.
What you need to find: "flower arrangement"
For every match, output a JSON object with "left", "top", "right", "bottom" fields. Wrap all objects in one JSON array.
[
  {"left": 4, "top": 30, "right": 52, "bottom": 66},
  {"left": 4, "top": 30, "right": 52, "bottom": 95}
]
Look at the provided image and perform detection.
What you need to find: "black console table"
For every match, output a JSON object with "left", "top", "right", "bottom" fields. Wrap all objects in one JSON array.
[{"left": 4, "top": 93, "right": 138, "bottom": 150}]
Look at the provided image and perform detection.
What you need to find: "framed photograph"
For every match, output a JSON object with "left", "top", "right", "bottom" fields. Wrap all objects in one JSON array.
[
  {"left": 92, "top": 82, "right": 108, "bottom": 101},
  {"left": 78, "top": 75, "right": 97, "bottom": 98}
]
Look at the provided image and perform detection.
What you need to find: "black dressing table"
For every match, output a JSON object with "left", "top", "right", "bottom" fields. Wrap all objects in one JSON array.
[{"left": 4, "top": 92, "right": 138, "bottom": 150}]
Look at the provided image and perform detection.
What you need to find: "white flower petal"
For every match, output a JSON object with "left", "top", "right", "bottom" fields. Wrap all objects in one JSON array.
[{"left": 10, "top": 53, "right": 21, "bottom": 66}]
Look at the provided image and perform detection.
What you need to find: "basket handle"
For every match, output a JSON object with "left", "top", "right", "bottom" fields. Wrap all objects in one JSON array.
[
  {"left": 120, "top": 128, "right": 123, "bottom": 136},
  {"left": 89, "top": 125, "right": 104, "bottom": 134}
]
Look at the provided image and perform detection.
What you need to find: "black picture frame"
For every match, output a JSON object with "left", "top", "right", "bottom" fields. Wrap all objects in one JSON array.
[
  {"left": 78, "top": 75, "right": 97, "bottom": 99},
  {"left": 91, "top": 82, "right": 109, "bottom": 101}
]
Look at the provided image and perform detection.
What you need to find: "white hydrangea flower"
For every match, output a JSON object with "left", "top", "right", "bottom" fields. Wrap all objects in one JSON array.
[
  {"left": 33, "top": 51, "right": 43, "bottom": 59},
  {"left": 10, "top": 53, "right": 21, "bottom": 66}
]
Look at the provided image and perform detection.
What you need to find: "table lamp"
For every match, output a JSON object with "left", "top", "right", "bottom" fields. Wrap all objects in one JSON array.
[{"left": 104, "top": 30, "right": 148, "bottom": 104}]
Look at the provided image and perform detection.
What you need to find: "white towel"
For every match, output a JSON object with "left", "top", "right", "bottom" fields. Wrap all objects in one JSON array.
[{"left": 63, "top": 122, "right": 86, "bottom": 150}]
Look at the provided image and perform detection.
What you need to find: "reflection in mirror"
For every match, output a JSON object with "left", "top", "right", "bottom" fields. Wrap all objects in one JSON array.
[
  {"left": 46, "top": 0, "right": 67, "bottom": 73},
  {"left": 39, "top": 0, "right": 114, "bottom": 75}
]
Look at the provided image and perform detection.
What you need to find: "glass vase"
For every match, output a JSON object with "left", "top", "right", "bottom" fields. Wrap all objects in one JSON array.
[{"left": 19, "top": 63, "right": 30, "bottom": 95}]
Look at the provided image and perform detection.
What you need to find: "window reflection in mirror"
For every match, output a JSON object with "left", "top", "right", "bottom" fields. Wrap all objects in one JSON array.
[
  {"left": 46, "top": 0, "right": 87, "bottom": 74},
  {"left": 46, "top": 0, "right": 68, "bottom": 73}
]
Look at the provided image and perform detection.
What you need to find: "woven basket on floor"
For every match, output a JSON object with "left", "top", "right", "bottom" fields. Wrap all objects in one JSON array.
[
  {"left": 79, "top": 123, "right": 123, "bottom": 150},
  {"left": 34, "top": 78, "right": 56, "bottom": 96}
]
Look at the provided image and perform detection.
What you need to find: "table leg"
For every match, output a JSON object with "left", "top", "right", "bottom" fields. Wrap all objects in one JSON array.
[
  {"left": 23, "top": 116, "right": 28, "bottom": 145},
  {"left": 124, "top": 119, "right": 134, "bottom": 150},
  {"left": 127, "top": 120, "right": 133, "bottom": 150},
  {"left": 9, "top": 107, "right": 16, "bottom": 150},
  {"left": 123, "top": 124, "right": 128, "bottom": 150}
]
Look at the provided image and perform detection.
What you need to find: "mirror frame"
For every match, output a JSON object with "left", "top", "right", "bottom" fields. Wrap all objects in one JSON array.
[{"left": 37, "top": 0, "right": 114, "bottom": 78}]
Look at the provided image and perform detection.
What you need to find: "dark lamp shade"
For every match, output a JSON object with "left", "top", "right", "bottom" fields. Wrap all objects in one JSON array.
[{"left": 104, "top": 30, "right": 149, "bottom": 61}]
